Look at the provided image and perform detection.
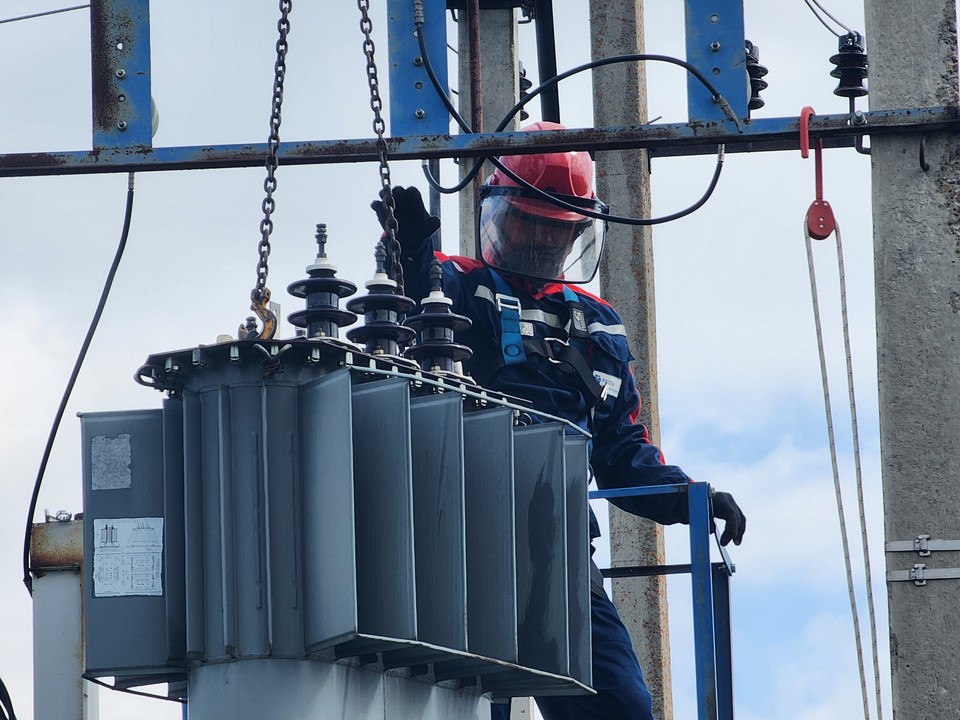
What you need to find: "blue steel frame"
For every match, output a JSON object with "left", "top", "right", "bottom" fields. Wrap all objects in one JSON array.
[
  {"left": 590, "top": 482, "right": 735, "bottom": 720},
  {"left": 3, "top": 107, "right": 958, "bottom": 177},
  {"left": 1, "top": 0, "right": 959, "bottom": 177},
  {"left": 90, "top": 0, "right": 153, "bottom": 148},
  {"left": 387, "top": 0, "right": 450, "bottom": 137},
  {"left": 685, "top": 0, "right": 749, "bottom": 122}
]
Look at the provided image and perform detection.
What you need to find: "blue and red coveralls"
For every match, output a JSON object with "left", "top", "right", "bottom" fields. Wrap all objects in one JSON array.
[{"left": 401, "top": 246, "right": 690, "bottom": 720}]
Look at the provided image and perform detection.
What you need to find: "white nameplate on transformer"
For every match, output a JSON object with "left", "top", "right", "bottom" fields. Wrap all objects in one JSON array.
[{"left": 93, "top": 517, "right": 164, "bottom": 597}]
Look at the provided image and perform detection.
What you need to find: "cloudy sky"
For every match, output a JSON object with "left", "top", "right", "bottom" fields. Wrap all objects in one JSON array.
[{"left": 0, "top": 0, "right": 886, "bottom": 718}]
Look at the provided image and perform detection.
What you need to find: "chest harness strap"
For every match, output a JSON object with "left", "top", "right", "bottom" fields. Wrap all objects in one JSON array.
[
  {"left": 486, "top": 269, "right": 605, "bottom": 408},
  {"left": 489, "top": 268, "right": 527, "bottom": 366},
  {"left": 537, "top": 336, "right": 606, "bottom": 407}
]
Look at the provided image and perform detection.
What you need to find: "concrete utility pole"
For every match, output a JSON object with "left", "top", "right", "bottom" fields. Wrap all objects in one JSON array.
[
  {"left": 589, "top": 2, "right": 673, "bottom": 719},
  {"left": 457, "top": 7, "right": 520, "bottom": 257},
  {"left": 864, "top": 0, "right": 960, "bottom": 717}
]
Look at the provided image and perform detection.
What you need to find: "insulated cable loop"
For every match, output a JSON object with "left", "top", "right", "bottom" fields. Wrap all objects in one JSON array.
[
  {"left": 415, "top": 23, "right": 727, "bottom": 226},
  {"left": 22, "top": 174, "right": 136, "bottom": 595}
]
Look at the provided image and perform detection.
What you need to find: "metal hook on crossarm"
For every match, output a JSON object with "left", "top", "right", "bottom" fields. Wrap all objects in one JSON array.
[{"left": 800, "top": 107, "right": 837, "bottom": 240}]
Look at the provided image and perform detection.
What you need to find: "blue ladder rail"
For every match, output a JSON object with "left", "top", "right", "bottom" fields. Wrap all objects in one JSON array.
[{"left": 589, "top": 482, "right": 735, "bottom": 720}]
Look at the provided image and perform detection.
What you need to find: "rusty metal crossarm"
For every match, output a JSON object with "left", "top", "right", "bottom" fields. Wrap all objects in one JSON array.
[{"left": 1, "top": 107, "right": 957, "bottom": 177}]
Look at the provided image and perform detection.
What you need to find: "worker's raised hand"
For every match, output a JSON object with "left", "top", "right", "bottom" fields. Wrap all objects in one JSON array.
[
  {"left": 370, "top": 186, "right": 440, "bottom": 247},
  {"left": 711, "top": 491, "right": 746, "bottom": 546}
]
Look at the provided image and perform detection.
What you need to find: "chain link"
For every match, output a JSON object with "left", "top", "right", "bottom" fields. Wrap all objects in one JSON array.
[
  {"left": 357, "top": 0, "right": 404, "bottom": 297},
  {"left": 252, "top": 0, "right": 292, "bottom": 308}
]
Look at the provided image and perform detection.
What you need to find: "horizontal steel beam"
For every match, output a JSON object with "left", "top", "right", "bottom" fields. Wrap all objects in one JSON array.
[
  {"left": 1, "top": 107, "right": 957, "bottom": 177},
  {"left": 599, "top": 561, "right": 731, "bottom": 578}
]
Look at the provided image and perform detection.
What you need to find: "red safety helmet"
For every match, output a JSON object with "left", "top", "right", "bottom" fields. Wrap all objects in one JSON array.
[
  {"left": 487, "top": 121, "right": 597, "bottom": 220},
  {"left": 479, "top": 122, "right": 608, "bottom": 283}
]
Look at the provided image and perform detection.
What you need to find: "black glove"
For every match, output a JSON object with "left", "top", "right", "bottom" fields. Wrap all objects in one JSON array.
[
  {"left": 711, "top": 491, "right": 746, "bottom": 546},
  {"left": 370, "top": 186, "right": 440, "bottom": 248}
]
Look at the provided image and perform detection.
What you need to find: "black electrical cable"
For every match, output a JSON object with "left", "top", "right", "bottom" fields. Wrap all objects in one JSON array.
[
  {"left": 490, "top": 143, "right": 724, "bottom": 226},
  {"left": 22, "top": 173, "right": 135, "bottom": 595},
  {"left": 82, "top": 674, "right": 186, "bottom": 705},
  {"left": 421, "top": 154, "right": 485, "bottom": 194},
  {"left": 415, "top": 25, "right": 726, "bottom": 226},
  {"left": 0, "top": 675, "right": 18, "bottom": 720}
]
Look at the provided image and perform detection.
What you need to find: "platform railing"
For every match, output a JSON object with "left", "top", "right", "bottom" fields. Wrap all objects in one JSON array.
[{"left": 589, "top": 482, "right": 735, "bottom": 720}]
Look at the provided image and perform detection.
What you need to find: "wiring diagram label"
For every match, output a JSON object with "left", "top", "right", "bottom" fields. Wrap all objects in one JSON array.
[
  {"left": 90, "top": 433, "right": 133, "bottom": 490},
  {"left": 93, "top": 518, "right": 164, "bottom": 597}
]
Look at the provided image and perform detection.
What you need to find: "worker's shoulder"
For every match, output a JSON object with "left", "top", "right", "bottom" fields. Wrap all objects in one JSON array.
[
  {"left": 563, "top": 285, "right": 623, "bottom": 320},
  {"left": 434, "top": 252, "right": 485, "bottom": 274}
]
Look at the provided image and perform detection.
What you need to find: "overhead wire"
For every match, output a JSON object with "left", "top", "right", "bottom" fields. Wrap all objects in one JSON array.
[
  {"left": 22, "top": 173, "right": 136, "bottom": 595},
  {"left": 0, "top": 4, "right": 89, "bottom": 25},
  {"left": 801, "top": 0, "right": 853, "bottom": 37},
  {"left": 804, "top": 221, "right": 884, "bottom": 720}
]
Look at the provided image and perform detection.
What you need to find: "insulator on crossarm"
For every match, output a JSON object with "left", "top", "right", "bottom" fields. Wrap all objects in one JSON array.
[
  {"left": 745, "top": 40, "right": 769, "bottom": 111},
  {"left": 346, "top": 242, "right": 417, "bottom": 357},
  {"left": 287, "top": 223, "right": 358, "bottom": 339},
  {"left": 830, "top": 31, "right": 868, "bottom": 98},
  {"left": 403, "top": 259, "right": 473, "bottom": 374},
  {"left": 519, "top": 61, "right": 533, "bottom": 121}
]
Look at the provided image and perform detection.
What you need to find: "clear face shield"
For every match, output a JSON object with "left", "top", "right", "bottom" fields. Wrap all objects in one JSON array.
[{"left": 478, "top": 185, "right": 609, "bottom": 285}]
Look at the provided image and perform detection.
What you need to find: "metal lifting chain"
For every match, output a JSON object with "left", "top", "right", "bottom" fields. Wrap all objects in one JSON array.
[
  {"left": 358, "top": 0, "right": 404, "bottom": 297},
  {"left": 246, "top": 0, "right": 292, "bottom": 339}
]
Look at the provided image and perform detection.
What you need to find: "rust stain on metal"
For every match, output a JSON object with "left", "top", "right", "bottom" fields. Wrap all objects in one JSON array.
[
  {"left": 31, "top": 519, "right": 83, "bottom": 570},
  {"left": 90, "top": 1, "right": 137, "bottom": 134},
  {"left": 0, "top": 151, "right": 68, "bottom": 169}
]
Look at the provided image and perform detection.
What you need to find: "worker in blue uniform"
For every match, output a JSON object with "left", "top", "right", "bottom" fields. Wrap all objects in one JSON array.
[{"left": 372, "top": 121, "right": 745, "bottom": 720}]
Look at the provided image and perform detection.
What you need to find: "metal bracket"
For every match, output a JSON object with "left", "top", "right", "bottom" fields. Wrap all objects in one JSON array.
[
  {"left": 91, "top": 0, "right": 154, "bottom": 148},
  {"left": 887, "top": 563, "right": 960, "bottom": 586},
  {"left": 684, "top": 0, "right": 748, "bottom": 122},
  {"left": 388, "top": 0, "right": 450, "bottom": 136},
  {"left": 885, "top": 535, "right": 960, "bottom": 557}
]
